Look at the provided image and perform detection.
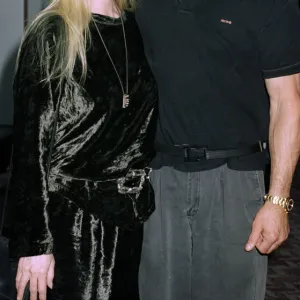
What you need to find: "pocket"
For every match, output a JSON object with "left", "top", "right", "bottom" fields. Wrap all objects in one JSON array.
[{"left": 243, "top": 170, "right": 265, "bottom": 224}]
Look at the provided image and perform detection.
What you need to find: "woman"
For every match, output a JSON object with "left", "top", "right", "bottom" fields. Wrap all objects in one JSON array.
[{"left": 9, "top": 0, "right": 157, "bottom": 299}]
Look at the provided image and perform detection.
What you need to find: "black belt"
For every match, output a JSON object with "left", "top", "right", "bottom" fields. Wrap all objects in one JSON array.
[{"left": 155, "top": 141, "right": 265, "bottom": 162}]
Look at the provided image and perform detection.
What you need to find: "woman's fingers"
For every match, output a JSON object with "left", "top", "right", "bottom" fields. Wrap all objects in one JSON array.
[
  {"left": 16, "top": 272, "right": 30, "bottom": 300},
  {"left": 37, "top": 274, "right": 48, "bottom": 300},
  {"left": 29, "top": 275, "right": 38, "bottom": 300},
  {"left": 15, "top": 259, "right": 23, "bottom": 290},
  {"left": 47, "top": 259, "right": 55, "bottom": 289}
]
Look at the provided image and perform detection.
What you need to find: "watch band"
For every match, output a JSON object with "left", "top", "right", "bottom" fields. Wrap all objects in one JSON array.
[{"left": 264, "top": 194, "right": 294, "bottom": 213}]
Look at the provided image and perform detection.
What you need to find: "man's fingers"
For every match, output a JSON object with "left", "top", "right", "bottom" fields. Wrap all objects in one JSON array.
[
  {"left": 262, "top": 233, "right": 286, "bottom": 254},
  {"left": 256, "top": 237, "right": 274, "bottom": 254},
  {"left": 266, "top": 242, "right": 281, "bottom": 254},
  {"left": 256, "top": 231, "right": 284, "bottom": 254},
  {"left": 245, "top": 222, "right": 262, "bottom": 251}
]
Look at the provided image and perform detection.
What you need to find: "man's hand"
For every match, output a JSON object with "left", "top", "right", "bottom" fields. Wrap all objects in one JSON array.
[
  {"left": 245, "top": 202, "right": 289, "bottom": 254},
  {"left": 250, "top": 73, "right": 300, "bottom": 255},
  {"left": 16, "top": 254, "right": 55, "bottom": 300}
]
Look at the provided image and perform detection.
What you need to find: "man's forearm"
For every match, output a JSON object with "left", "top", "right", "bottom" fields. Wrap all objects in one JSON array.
[{"left": 268, "top": 94, "right": 300, "bottom": 197}]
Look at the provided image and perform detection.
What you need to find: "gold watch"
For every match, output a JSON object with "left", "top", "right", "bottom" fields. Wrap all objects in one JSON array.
[{"left": 264, "top": 194, "right": 294, "bottom": 213}]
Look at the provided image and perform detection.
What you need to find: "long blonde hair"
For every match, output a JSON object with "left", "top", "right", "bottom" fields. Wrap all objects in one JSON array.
[{"left": 18, "top": 0, "right": 135, "bottom": 84}]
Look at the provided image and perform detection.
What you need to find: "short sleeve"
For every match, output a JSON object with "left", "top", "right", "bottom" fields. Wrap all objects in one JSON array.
[{"left": 259, "top": 0, "right": 300, "bottom": 79}]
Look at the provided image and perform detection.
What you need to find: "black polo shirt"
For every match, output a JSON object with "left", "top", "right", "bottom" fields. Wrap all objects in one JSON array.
[{"left": 136, "top": 0, "right": 300, "bottom": 171}]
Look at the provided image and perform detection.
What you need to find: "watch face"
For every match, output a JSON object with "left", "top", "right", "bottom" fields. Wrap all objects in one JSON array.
[{"left": 286, "top": 199, "right": 294, "bottom": 212}]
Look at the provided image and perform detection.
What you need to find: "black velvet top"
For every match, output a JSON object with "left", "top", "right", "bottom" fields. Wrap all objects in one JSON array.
[{"left": 9, "top": 12, "right": 158, "bottom": 258}]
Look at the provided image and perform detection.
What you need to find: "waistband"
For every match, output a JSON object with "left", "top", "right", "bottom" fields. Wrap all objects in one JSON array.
[{"left": 48, "top": 168, "right": 152, "bottom": 195}]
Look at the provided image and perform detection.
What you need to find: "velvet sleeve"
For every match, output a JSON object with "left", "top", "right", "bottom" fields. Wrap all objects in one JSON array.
[{"left": 9, "top": 28, "right": 60, "bottom": 259}]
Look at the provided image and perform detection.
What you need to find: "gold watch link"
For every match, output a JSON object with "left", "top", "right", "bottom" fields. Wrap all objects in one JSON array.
[{"left": 263, "top": 194, "right": 294, "bottom": 213}]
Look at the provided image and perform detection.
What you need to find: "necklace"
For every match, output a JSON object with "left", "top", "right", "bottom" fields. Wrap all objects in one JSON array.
[{"left": 94, "top": 12, "right": 129, "bottom": 108}]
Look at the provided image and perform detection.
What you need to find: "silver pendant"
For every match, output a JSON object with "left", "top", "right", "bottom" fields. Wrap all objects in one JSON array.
[{"left": 122, "top": 94, "right": 130, "bottom": 108}]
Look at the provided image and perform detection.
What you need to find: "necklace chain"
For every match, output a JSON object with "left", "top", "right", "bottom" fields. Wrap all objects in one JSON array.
[{"left": 94, "top": 12, "right": 128, "bottom": 97}]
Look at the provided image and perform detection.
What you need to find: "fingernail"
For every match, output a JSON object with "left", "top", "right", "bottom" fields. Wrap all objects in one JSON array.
[{"left": 245, "top": 244, "right": 252, "bottom": 251}]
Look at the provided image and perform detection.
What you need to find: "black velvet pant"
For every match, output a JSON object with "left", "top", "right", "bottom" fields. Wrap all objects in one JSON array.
[{"left": 47, "top": 193, "right": 142, "bottom": 300}]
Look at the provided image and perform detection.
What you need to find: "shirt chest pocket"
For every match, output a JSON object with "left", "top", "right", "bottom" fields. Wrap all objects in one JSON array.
[
  {"left": 193, "top": 8, "right": 257, "bottom": 62},
  {"left": 215, "top": 15, "right": 253, "bottom": 49}
]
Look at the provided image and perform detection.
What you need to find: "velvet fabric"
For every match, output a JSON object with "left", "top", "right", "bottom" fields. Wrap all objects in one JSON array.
[{"left": 9, "top": 11, "right": 157, "bottom": 299}]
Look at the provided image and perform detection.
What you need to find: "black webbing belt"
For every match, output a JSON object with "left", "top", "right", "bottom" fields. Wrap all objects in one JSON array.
[{"left": 155, "top": 141, "right": 265, "bottom": 162}]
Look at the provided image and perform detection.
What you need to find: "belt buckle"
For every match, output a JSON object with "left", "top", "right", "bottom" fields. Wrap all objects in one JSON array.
[
  {"left": 184, "top": 147, "right": 207, "bottom": 162},
  {"left": 117, "top": 168, "right": 151, "bottom": 195}
]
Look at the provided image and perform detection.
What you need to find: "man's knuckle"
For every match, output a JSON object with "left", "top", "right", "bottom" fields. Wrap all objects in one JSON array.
[
  {"left": 257, "top": 246, "right": 263, "bottom": 253},
  {"left": 269, "top": 233, "right": 279, "bottom": 241},
  {"left": 251, "top": 221, "right": 258, "bottom": 228},
  {"left": 280, "top": 236, "right": 287, "bottom": 243},
  {"left": 261, "top": 244, "right": 269, "bottom": 253},
  {"left": 260, "top": 247, "right": 267, "bottom": 253}
]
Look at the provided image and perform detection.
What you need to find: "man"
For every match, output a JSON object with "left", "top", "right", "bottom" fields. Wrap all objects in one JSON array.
[{"left": 136, "top": 1, "right": 300, "bottom": 299}]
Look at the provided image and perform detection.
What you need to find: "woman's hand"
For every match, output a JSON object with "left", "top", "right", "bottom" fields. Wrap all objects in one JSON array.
[{"left": 16, "top": 254, "right": 55, "bottom": 300}]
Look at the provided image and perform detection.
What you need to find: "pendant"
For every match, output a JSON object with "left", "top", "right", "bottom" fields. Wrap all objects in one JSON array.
[{"left": 122, "top": 94, "right": 130, "bottom": 108}]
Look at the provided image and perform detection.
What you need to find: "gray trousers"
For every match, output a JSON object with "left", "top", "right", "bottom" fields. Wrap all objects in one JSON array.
[{"left": 139, "top": 165, "right": 268, "bottom": 300}]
